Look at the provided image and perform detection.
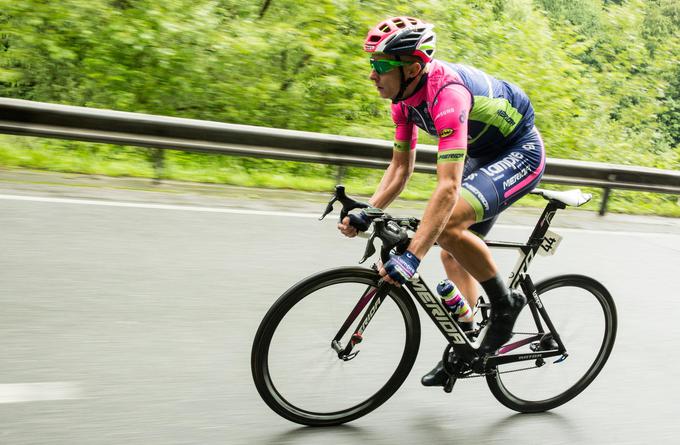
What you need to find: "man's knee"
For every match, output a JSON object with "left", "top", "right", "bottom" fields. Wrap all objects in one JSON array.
[
  {"left": 439, "top": 223, "right": 467, "bottom": 245},
  {"left": 440, "top": 249, "right": 464, "bottom": 271},
  {"left": 440, "top": 249, "right": 454, "bottom": 264}
]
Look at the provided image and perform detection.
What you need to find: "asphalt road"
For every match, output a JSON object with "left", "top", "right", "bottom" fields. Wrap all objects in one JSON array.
[{"left": 1, "top": 170, "right": 679, "bottom": 444}]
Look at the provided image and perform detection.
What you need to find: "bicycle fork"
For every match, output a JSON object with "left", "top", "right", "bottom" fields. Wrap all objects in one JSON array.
[{"left": 331, "top": 282, "right": 391, "bottom": 361}]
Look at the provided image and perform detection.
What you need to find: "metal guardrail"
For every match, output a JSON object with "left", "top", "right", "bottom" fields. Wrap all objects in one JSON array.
[{"left": 1, "top": 98, "right": 678, "bottom": 215}]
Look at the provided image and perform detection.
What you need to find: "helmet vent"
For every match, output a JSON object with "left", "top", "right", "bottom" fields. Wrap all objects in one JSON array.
[
  {"left": 393, "top": 18, "right": 406, "bottom": 28},
  {"left": 379, "top": 23, "right": 391, "bottom": 33},
  {"left": 369, "top": 35, "right": 381, "bottom": 42}
]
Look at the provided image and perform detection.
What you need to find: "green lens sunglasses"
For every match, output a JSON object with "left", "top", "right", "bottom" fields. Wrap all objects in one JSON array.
[{"left": 369, "top": 58, "right": 410, "bottom": 75}]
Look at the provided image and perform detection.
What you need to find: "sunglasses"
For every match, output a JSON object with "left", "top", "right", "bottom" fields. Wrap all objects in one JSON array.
[{"left": 369, "top": 58, "right": 411, "bottom": 75}]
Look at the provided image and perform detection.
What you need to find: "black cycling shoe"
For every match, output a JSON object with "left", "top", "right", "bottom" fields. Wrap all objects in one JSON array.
[
  {"left": 421, "top": 359, "right": 449, "bottom": 387},
  {"left": 421, "top": 321, "right": 475, "bottom": 387},
  {"left": 538, "top": 334, "right": 559, "bottom": 350},
  {"left": 479, "top": 290, "right": 527, "bottom": 354}
]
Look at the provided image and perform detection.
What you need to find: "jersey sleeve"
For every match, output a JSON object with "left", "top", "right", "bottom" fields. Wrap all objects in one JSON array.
[
  {"left": 391, "top": 103, "right": 418, "bottom": 152},
  {"left": 432, "top": 84, "right": 472, "bottom": 163}
]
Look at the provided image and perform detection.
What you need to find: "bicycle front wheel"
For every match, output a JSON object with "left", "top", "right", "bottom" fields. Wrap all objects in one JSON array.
[
  {"left": 486, "top": 274, "right": 617, "bottom": 412},
  {"left": 251, "top": 267, "right": 421, "bottom": 426}
]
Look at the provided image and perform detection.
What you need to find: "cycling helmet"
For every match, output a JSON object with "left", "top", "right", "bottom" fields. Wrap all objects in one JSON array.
[{"left": 364, "top": 16, "right": 436, "bottom": 63}]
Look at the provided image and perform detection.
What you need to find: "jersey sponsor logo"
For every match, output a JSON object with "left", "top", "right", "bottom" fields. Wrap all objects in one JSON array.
[
  {"left": 496, "top": 109, "right": 516, "bottom": 126},
  {"left": 459, "top": 110, "right": 467, "bottom": 124},
  {"left": 502, "top": 165, "right": 533, "bottom": 188},
  {"left": 434, "top": 107, "right": 456, "bottom": 121},
  {"left": 438, "top": 150, "right": 465, "bottom": 163},
  {"left": 481, "top": 152, "right": 525, "bottom": 176},
  {"left": 463, "top": 184, "right": 490, "bottom": 211},
  {"left": 439, "top": 128, "right": 454, "bottom": 138}
]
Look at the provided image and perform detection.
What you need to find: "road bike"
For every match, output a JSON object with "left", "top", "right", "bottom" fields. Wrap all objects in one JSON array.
[{"left": 251, "top": 185, "right": 617, "bottom": 426}]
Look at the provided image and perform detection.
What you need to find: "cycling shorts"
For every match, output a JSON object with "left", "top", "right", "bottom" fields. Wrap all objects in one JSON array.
[{"left": 461, "top": 126, "right": 546, "bottom": 237}]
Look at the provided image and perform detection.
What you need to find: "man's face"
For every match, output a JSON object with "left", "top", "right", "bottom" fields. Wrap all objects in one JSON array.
[{"left": 369, "top": 54, "right": 404, "bottom": 100}]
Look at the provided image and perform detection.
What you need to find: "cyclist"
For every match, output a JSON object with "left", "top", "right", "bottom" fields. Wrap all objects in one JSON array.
[{"left": 337, "top": 16, "right": 546, "bottom": 386}]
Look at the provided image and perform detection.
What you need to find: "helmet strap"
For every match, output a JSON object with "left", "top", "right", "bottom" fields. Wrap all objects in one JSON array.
[{"left": 391, "top": 55, "right": 426, "bottom": 103}]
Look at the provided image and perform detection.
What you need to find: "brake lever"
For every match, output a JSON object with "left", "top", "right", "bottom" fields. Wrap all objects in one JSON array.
[
  {"left": 320, "top": 185, "right": 370, "bottom": 223},
  {"left": 319, "top": 197, "right": 337, "bottom": 221},
  {"left": 359, "top": 231, "right": 378, "bottom": 264}
]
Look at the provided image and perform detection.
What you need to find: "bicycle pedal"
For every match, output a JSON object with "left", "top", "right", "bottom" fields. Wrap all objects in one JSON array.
[{"left": 443, "top": 376, "right": 457, "bottom": 393}]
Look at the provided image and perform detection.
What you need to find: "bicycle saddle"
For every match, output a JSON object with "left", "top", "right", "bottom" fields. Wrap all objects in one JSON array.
[{"left": 531, "top": 188, "right": 592, "bottom": 207}]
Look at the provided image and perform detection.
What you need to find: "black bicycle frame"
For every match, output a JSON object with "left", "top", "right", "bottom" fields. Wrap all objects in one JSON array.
[{"left": 333, "top": 199, "right": 569, "bottom": 371}]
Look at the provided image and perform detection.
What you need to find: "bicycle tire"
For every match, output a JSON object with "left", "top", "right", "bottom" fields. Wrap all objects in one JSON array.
[
  {"left": 486, "top": 274, "right": 617, "bottom": 413},
  {"left": 251, "top": 267, "right": 421, "bottom": 426}
]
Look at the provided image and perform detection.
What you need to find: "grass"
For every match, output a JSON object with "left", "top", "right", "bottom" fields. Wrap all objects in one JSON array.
[{"left": 1, "top": 134, "right": 678, "bottom": 217}]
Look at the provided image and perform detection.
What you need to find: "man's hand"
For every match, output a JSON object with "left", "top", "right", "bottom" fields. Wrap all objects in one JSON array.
[
  {"left": 379, "top": 250, "right": 421, "bottom": 286},
  {"left": 337, "top": 210, "right": 372, "bottom": 238}
]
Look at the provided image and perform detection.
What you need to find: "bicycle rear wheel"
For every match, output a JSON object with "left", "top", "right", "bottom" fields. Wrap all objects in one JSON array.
[
  {"left": 486, "top": 274, "right": 617, "bottom": 412},
  {"left": 251, "top": 267, "right": 420, "bottom": 426}
]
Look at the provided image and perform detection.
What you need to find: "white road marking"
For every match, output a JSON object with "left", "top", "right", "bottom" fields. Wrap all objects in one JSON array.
[
  {"left": 0, "top": 193, "right": 677, "bottom": 237},
  {"left": 0, "top": 193, "right": 318, "bottom": 219},
  {"left": 0, "top": 382, "right": 83, "bottom": 404}
]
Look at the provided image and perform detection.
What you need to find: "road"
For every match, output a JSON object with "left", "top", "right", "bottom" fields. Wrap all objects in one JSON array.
[{"left": 1, "top": 170, "right": 679, "bottom": 444}]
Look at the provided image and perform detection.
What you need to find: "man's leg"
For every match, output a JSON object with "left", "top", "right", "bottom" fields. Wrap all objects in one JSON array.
[{"left": 439, "top": 216, "right": 498, "bottom": 318}]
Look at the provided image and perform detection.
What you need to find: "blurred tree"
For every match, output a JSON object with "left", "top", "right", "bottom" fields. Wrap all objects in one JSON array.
[{"left": 0, "top": 0, "right": 676, "bottom": 173}]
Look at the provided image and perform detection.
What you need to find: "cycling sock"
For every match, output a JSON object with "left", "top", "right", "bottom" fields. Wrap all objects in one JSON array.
[{"left": 480, "top": 274, "right": 511, "bottom": 307}]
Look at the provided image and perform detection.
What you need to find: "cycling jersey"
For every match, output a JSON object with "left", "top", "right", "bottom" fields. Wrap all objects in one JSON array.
[
  {"left": 390, "top": 59, "right": 544, "bottom": 231},
  {"left": 392, "top": 59, "right": 535, "bottom": 159}
]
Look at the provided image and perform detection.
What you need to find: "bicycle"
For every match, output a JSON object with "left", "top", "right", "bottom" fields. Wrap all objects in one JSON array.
[{"left": 251, "top": 185, "right": 617, "bottom": 426}]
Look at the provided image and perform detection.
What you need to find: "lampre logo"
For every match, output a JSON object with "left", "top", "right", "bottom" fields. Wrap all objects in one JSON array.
[{"left": 410, "top": 277, "right": 466, "bottom": 344}]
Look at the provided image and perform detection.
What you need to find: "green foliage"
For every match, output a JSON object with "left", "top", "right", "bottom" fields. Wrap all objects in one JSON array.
[{"left": 0, "top": 0, "right": 678, "bottom": 215}]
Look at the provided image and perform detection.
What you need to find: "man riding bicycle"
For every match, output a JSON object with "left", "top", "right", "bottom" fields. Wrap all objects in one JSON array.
[{"left": 337, "top": 16, "right": 546, "bottom": 386}]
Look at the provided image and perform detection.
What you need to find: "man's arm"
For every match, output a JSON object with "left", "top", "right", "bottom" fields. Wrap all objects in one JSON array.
[
  {"left": 337, "top": 143, "right": 414, "bottom": 237},
  {"left": 369, "top": 144, "right": 415, "bottom": 209},
  {"left": 378, "top": 83, "right": 471, "bottom": 284},
  {"left": 407, "top": 84, "right": 471, "bottom": 258},
  {"left": 406, "top": 159, "right": 464, "bottom": 259}
]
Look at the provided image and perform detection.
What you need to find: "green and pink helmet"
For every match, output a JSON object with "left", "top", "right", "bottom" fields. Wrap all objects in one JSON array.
[{"left": 363, "top": 16, "right": 436, "bottom": 63}]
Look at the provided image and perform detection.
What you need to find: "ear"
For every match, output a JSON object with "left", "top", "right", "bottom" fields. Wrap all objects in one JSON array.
[{"left": 407, "top": 62, "right": 424, "bottom": 79}]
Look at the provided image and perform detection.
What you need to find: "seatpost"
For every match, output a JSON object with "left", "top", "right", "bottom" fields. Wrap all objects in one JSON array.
[{"left": 527, "top": 200, "right": 565, "bottom": 246}]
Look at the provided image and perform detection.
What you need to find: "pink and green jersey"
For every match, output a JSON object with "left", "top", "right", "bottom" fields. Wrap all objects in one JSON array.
[{"left": 391, "top": 59, "right": 535, "bottom": 161}]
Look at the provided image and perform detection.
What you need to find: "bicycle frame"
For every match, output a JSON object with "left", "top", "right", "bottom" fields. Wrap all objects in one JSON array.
[{"left": 333, "top": 199, "right": 570, "bottom": 372}]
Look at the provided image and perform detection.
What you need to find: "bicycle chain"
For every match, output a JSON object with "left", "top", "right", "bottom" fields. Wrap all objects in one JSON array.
[
  {"left": 458, "top": 364, "right": 542, "bottom": 379},
  {"left": 450, "top": 330, "right": 545, "bottom": 379}
]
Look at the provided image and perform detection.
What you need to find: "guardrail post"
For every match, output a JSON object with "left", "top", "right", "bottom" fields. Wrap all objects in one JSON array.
[
  {"left": 600, "top": 187, "right": 611, "bottom": 216},
  {"left": 150, "top": 148, "right": 165, "bottom": 183},
  {"left": 336, "top": 165, "right": 346, "bottom": 184}
]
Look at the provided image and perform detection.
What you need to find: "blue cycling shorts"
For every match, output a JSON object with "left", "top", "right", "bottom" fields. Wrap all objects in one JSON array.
[{"left": 461, "top": 126, "right": 546, "bottom": 237}]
